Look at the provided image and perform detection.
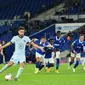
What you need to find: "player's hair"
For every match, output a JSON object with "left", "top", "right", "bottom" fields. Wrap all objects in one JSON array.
[
  {"left": 48, "top": 38, "right": 54, "bottom": 42},
  {"left": 80, "top": 34, "right": 84, "bottom": 37},
  {"left": 41, "top": 36, "right": 46, "bottom": 39},
  {"left": 18, "top": 26, "right": 25, "bottom": 31},
  {"left": 56, "top": 31, "right": 61, "bottom": 34}
]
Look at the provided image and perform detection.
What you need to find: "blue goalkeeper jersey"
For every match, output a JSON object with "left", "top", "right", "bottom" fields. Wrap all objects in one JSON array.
[
  {"left": 72, "top": 39, "right": 85, "bottom": 53},
  {"left": 34, "top": 39, "right": 49, "bottom": 55}
]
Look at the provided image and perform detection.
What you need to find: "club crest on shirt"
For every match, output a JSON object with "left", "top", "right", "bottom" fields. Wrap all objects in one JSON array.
[
  {"left": 18, "top": 43, "right": 24, "bottom": 49},
  {"left": 23, "top": 40, "right": 26, "bottom": 42}
]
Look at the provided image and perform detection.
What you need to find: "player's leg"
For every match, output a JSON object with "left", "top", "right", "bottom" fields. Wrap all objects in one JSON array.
[
  {"left": 70, "top": 53, "right": 75, "bottom": 66},
  {"left": 34, "top": 52, "right": 41, "bottom": 74},
  {"left": 44, "top": 59, "right": 50, "bottom": 72},
  {"left": 73, "top": 53, "right": 80, "bottom": 72},
  {"left": 46, "top": 62, "right": 51, "bottom": 73},
  {"left": 68, "top": 53, "right": 75, "bottom": 69},
  {"left": 52, "top": 52, "right": 55, "bottom": 58},
  {"left": 15, "top": 62, "right": 24, "bottom": 80},
  {"left": 39, "top": 62, "right": 44, "bottom": 71},
  {"left": 3, "top": 54, "right": 6, "bottom": 64},
  {"left": 0, "top": 61, "right": 14, "bottom": 73},
  {"left": 82, "top": 59, "right": 85, "bottom": 66},
  {"left": 55, "top": 51, "right": 60, "bottom": 73},
  {"left": 82, "top": 59, "right": 85, "bottom": 71},
  {"left": 47, "top": 63, "right": 54, "bottom": 68},
  {"left": 49, "top": 58, "right": 54, "bottom": 68},
  {"left": 83, "top": 61, "right": 85, "bottom": 71},
  {"left": 1, "top": 51, "right": 6, "bottom": 64},
  {"left": 46, "top": 58, "right": 54, "bottom": 73},
  {"left": 39, "top": 56, "right": 45, "bottom": 71},
  {"left": 43, "top": 58, "right": 53, "bottom": 72}
]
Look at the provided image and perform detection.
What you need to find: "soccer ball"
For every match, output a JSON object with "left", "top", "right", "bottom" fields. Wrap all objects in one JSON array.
[{"left": 5, "top": 73, "right": 12, "bottom": 81}]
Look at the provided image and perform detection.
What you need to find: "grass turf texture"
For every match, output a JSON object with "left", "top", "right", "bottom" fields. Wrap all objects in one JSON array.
[{"left": 0, "top": 63, "right": 85, "bottom": 85}]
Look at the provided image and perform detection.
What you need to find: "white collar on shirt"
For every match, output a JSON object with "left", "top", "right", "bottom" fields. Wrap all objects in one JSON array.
[
  {"left": 79, "top": 39, "right": 83, "bottom": 43},
  {"left": 56, "top": 36, "right": 61, "bottom": 40}
]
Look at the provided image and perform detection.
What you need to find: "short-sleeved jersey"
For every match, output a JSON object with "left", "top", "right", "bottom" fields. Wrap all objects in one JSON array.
[
  {"left": 72, "top": 39, "right": 85, "bottom": 53},
  {"left": 53, "top": 36, "right": 65, "bottom": 50},
  {"left": 11, "top": 35, "right": 31, "bottom": 55},
  {"left": 34, "top": 39, "right": 49, "bottom": 55}
]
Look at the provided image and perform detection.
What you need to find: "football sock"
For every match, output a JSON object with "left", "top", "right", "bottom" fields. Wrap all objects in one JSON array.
[
  {"left": 69, "top": 61, "right": 74, "bottom": 66},
  {"left": 56, "top": 58, "right": 60, "bottom": 70},
  {"left": 36, "top": 62, "right": 40, "bottom": 69},
  {"left": 74, "top": 60, "right": 79, "bottom": 69},
  {"left": 16, "top": 67, "right": 23, "bottom": 78},
  {"left": 0, "top": 64, "right": 8, "bottom": 72}
]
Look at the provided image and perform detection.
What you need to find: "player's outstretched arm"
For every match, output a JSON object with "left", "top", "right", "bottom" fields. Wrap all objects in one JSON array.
[
  {"left": 0, "top": 42, "right": 12, "bottom": 50},
  {"left": 30, "top": 42, "right": 45, "bottom": 52}
]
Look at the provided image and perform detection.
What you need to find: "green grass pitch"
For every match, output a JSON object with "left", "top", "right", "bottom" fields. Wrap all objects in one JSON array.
[{"left": 0, "top": 63, "right": 85, "bottom": 85}]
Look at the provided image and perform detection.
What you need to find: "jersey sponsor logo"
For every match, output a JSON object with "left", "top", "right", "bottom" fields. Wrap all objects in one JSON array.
[
  {"left": 76, "top": 46, "right": 81, "bottom": 48},
  {"left": 23, "top": 40, "right": 26, "bottom": 42},
  {"left": 54, "top": 44, "right": 60, "bottom": 46}
]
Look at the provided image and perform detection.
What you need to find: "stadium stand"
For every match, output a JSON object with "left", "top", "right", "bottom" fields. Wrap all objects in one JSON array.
[
  {"left": 0, "top": 0, "right": 85, "bottom": 63},
  {"left": 0, "top": 0, "right": 62, "bottom": 19}
]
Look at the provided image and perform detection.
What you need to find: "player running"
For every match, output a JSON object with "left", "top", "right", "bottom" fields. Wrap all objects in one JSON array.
[
  {"left": 68, "top": 34, "right": 85, "bottom": 72},
  {"left": 53, "top": 31, "right": 65, "bottom": 73},
  {"left": 34, "top": 36, "right": 52, "bottom": 74},
  {"left": 0, "top": 26, "right": 44, "bottom": 80}
]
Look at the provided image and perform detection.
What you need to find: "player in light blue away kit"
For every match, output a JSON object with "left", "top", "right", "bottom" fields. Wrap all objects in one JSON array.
[
  {"left": 44, "top": 39, "right": 55, "bottom": 73},
  {"left": 53, "top": 31, "right": 65, "bottom": 73},
  {"left": 34, "top": 36, "right": 52, "bottom": 74},
  {"left": 68, "top": 34, "right": 85, "bottom": 72},
  {"left": 0, "top": 26, "right": 44, "bottom": 80}
]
